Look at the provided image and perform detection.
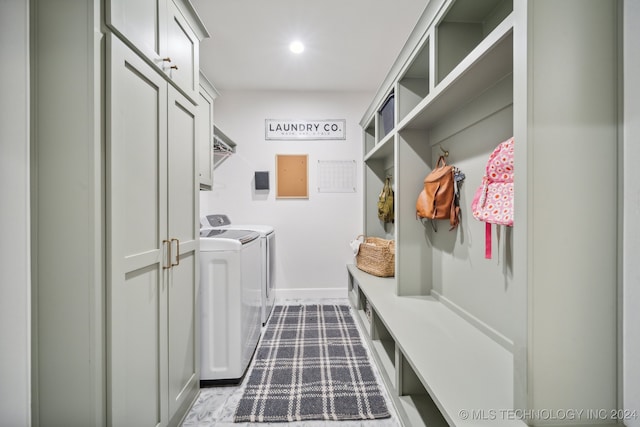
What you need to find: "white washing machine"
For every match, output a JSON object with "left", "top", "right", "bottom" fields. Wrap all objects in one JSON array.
[
  {"left": 202, "top": 214, "right": 275, "bottom": 325},
  {"left": 199, "top": 228, "right": 262, "bottom": 385}
]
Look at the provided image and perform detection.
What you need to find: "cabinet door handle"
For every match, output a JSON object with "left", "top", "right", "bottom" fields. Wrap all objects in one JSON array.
[
  {"left": 162, "top": 57, "right": 172, "bottom": 62},
  {"left": 170, "top": 65, "right": 179, "bottom": 70},
  {"left": 163, "top": 239, "right": 172, "bottom": 270},
  {"left": 171, "top": 238, "right": 180, "bottom": 267}
]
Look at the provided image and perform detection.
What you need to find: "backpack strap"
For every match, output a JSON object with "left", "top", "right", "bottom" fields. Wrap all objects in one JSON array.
[
  {"left": 448, "top": 168, "right": 461, "bottom": 230},
  {"left": 449, "top": 197, "right": 460, "bottom": 230},
  {"left": 485, "top": 223, "right": 492, "bottom": 259}
]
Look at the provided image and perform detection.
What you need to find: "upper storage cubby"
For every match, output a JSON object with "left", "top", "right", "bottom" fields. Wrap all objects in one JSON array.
[
  {"left": 398, "top": 37, "right": 430, "bottom": 123},
  {"left": 364, "top": 118, "right": 376, "bottom": 154},
  {"left": 377, "top": 91, "right": 395, "bottom": 141},
  {"left": 436, "top": 0, "right": 513, "bottom": 83},
  {"left": 405, "top": 12, "right": 513, "bottom": 131}
]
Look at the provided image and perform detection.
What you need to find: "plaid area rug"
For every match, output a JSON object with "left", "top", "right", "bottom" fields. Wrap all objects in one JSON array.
[{"left": 233, "top": 304, "right": 390, "bottom": 422}]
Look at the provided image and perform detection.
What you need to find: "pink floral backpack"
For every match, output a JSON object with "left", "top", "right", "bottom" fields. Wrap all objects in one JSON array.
[{"left": 471, "top": 137, "right": 514, "bottom": 258}]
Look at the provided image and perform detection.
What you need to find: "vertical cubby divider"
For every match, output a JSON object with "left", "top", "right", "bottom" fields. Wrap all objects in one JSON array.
[
  {"left": 370, "top": 310, "right": 396, "bottom": 388},
  {"left": 347, "top": 270, "right": 359, "bottom": 307},
  {"left": 356, "top": 285, "right": 371, "bottom": 336},
  {"left": 396, "top": 129, "right": 432, "bottom": 296}
]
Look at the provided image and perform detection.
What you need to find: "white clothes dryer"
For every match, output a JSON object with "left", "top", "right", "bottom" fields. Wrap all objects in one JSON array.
[
  {"left": 201, "top": 214, "right": 275, "bottom": 325},
  {"left": 199, "top": 228, "right": 262, "bottom": 385}
]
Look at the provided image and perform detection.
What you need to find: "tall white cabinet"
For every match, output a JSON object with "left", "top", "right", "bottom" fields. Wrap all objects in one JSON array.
[
  {"left": 108, "top": 34, "right": 200, "bottom": 426},
  {"left": 32, "top": 1, "right": 208, "bottom": 426},
  {"left": 349, "top": 0, "right": 619, "bottom": 426}
]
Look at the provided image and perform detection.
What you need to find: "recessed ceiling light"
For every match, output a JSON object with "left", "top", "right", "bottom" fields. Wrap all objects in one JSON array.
[{"left": 289, "top": 40, "right": 304, "bottom": 54}]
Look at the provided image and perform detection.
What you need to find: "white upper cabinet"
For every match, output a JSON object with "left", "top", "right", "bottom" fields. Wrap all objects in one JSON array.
[
  {"left": 166, "top": 0, "right": 201, "bottom": 101},
  {"left": 106, "top": 0, "right": 209, "bottom": 102},
  {"left": 106, "top": 0, "right": 165, "bottom": 64}
]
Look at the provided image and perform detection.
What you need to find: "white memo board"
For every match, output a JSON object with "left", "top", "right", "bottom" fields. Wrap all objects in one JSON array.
[{"left": 317, "top": 160, "right": 357, "bottom": 193}]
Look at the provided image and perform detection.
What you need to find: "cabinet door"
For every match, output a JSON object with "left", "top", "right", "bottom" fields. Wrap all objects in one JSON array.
[
  {"left": 106, "top": 0, "right": 167, "bottom": 66},
  {"left": 167, "top": 87, "right": 200, "bottom": 417},
  {"left": 107, "top": 35, "right": 169, "bottom": 427},
  {"left": 166, "top": 0, "right": 200, "bottom": 102},
  {"left": 197, "top": 85, "right": 214, "bottom": 189}
]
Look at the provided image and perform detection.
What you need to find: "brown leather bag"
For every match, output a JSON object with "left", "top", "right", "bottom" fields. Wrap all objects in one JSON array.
[{"left": 416, "top": 156, "right": 459, "bottom": 229}]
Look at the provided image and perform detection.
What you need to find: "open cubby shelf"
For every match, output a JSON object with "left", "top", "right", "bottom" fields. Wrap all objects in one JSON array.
[
  {"left": 397, "top": 35, "right": 430, "bottom": 124},
  {"left": 364, "top": 132, "right": 394, "bottom": 163},
  {"left": 365, "top": 9, "right": 514, "bottom": 156},
  {"left": 348, "top": 265, "right": 524, "bottom": 427},
  {"left": 356, "top": 3, "right": 521, "bottom": 425},
  {"left": 364, "top": 119, "right": 376, "bottom": 154},
  {"left": 403, "top": 18, "right": 513, "bottom": 132},
  {"left": 436, "top": 0, "right": 514, "bottom": 84},
  {"left": 355, "top": 0, "right": 620, "bottom": 425}
]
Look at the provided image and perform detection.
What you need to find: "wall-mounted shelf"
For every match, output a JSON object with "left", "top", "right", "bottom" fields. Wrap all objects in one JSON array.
[{"left": 213, "top": 125, "right": 236, "bottom": 169}]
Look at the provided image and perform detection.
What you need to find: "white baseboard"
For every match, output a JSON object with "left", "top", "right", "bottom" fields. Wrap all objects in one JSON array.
[{"left": 274, "top": 287, "right": 348, "bottom": 302}]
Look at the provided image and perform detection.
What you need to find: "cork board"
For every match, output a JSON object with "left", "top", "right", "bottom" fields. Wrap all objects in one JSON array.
[{"left": 276, "top": 154, "right": 308, "bottom": 198}]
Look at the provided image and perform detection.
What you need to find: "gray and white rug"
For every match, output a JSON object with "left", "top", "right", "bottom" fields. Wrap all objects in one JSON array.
[{"left": 233, "top": 304, "right": 390, "bottom": 423}]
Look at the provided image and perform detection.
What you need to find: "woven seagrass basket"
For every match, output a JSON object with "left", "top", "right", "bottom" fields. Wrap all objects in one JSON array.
[{"left": 355, "top": 235, "right": 395, "bottom": 277}]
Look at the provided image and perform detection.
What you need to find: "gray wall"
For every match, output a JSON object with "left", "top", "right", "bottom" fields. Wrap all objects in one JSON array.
[
  {"left": 200, "top": 90, "right": 368, "bottom": 299},
  {"left": 0, "top": 0, "right": 31, "bottom": 425}
]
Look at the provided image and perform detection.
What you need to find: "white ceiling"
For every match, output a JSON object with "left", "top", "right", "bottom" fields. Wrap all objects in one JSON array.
[{"left": 191, "top": 0, "right": 429, "bottom": 92}]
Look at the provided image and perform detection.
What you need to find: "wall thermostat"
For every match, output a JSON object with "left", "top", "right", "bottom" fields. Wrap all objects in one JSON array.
[{"left": 255, "top": 171, "right": 269, "bottom": 190}]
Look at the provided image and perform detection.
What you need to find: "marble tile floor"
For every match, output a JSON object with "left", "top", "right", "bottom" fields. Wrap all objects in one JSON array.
[{"left": 181, "top": 298, "right": 401, "bottom": 427}]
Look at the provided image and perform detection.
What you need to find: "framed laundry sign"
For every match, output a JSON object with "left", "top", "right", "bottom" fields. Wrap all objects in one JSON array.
[
  {"left": 276, "top": 154, "right": 308, "bottom": 199},
  {"left": 265, "top": 119, "right": 346, "bottom": 140}
]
